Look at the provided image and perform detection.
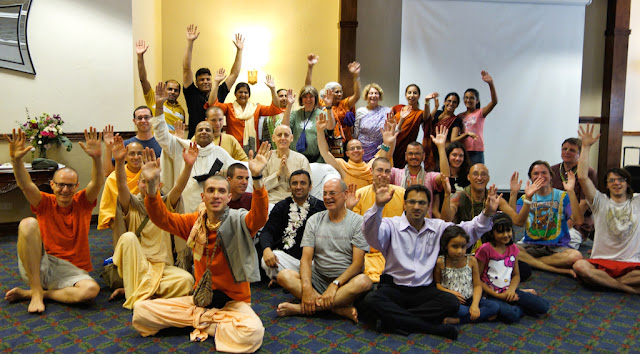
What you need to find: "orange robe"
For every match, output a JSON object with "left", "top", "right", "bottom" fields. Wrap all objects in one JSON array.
[
  {"left": 393, "top": 106, "right": 424, "bottom": 169},
  {"left": 207, "top": 101, "right": 283, "bottom": 147}
]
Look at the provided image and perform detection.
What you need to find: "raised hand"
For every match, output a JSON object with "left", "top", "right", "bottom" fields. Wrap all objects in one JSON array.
[
  {"left": 400, "top": 105, "right": 411, "bottom": 120},
  {"left": 307, "top": 53, "right": 319, "bottom": 66},
  {"left": 103, "top": 124, "right": 115, "bottom": 148},
  {"left": 524, "top": 178, "right": 544, "bottom": 199},
  {"left": 111, "top": 135, "right": 126, "bottom": 162},
  {"left": 265, "top": 74, "right": 276, "bottom": 89},
  {"left": 430, "top": 125, "right": 449, "bottom": 148},
  {"left": 214, "top": 67, "right": 226, "bottom": 83},
  {"left": 485, "top": 184, "right": 502, "bottom": 216},
  {"left": 233, "top": 33, "right": 244, "bottom": 50},
  {"left": 481, "top": 70, "right": 493, "bottom": 84},
  {"left": 510, "top": 171, "right": 522, "bottom": 194},
  {"left": 578, "top": 123, "right": 600, "bottom": 147},
  {"left": 186, "top": 24, "right": 199, "bottom": 42},
  {"left": 135, "top": 40, "right": 148, "bottom": 56},
  {"left": 345, "top": 183, "right": 361, "bottom": 210},
  {"left": 442, "top": 176, "right": 452, "bottom": 195},
  {"left": 286, "top": 88, "right": 296, "bottom": 107},
  {"left": 78, "top": 127, "right": 102, "bottom": 159},
  {"left": 248, "top": 141, "right": 272, "bottom": 177},
  {"left": 381, "top": 117, "right": 399, "bottom": 148},
  {"left": 425, "top": 92, "right": 439, "bottom": 100},
  {"left": 5, "top": 129, "right": 33, "bottom": 162},
  {"left": 323, "top": 88, "right": 334, "bottom": 107},
  {"left": 182, "top": 142, "right": 199, "bottom": 166},
  {"left": 173, "top": 120, "right": 185, "bottom": 138},
  {"left": 348, "top": 61, "right": 360, "bottom": 76},
  {"left": 316, "top": 112, "right": 328, "bottom": 132},
  {"left": 155, "top": 81, "right": 169, "bottom": 105},
  {"left": 374, "top": 175, "right": 394, "bottom": 207},
  {"left": 140, "top": 147, "right": 161, "bottom": 188},
  {"left": 563, "top": 170, "right": 576, "bottom": 192}
]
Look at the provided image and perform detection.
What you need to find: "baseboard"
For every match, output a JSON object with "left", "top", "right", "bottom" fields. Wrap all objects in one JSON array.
[{"left": 0, "top": 214, "right": 99, "bottom": 236}]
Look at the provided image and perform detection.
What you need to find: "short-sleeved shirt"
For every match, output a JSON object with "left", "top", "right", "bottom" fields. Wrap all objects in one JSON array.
[
  {"left": 517, "top": 189, "right": 572, "bottom": 247},
  {"left": 300, "top": 210, "right": 369, "bottom": 278},
  {"left": 183, "top": 82, "right": 230, "bottom": 138},
  {"left": 589, "top": 191, "right": 640, "bottom": 262},
  {"left": 475, "top": 242, "right": 519, "bottom": 293},
  {"left": 144, "top": 87, "right": 185, "bottom": 132},
  {"left": 459, "top": 109, "right": 485, "bottom": 152},
  {"left": 289, "top": 108, "right": 324, "bottom": 163},
  {"left": 124, "top": 136, "right": 162, "bottom": 158},
  {"left": 31, "top": 189, "right": 96, "bottom": 272}
]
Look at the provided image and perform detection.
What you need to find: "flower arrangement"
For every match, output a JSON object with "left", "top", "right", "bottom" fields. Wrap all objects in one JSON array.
[{"left": 19, "top": 110, "right": 72, "bottom": 158}]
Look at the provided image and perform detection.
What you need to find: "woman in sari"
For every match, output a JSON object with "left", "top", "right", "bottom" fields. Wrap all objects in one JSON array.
[{"left": 354, "top": 83, "right": 392, "bottom": 162}]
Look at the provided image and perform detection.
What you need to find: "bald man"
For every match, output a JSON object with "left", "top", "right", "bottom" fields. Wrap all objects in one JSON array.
[
  {"left": 5, "top": 127, "right": 104, "bottom": 313},
  {"left": 201, "top": 106, "right": 247, "bottom": 161},
  {"left": 262, "top": 124, "right": 311, "bottom": 204}
]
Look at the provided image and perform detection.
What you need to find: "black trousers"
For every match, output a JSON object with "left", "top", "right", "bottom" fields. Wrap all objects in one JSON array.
[{"left": 363, "top": 275, "right": 459, "bottom": 334}]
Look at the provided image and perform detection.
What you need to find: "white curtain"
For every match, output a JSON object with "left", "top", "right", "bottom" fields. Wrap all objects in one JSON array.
[{"left": 400, "top": 0, "right": 588, "bottom": 188}]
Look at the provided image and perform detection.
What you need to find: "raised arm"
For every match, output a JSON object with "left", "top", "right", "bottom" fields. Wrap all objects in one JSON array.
[
  {"left": 509, "top": 171, "right": 522, "bottom": 210},
  {"left": 182, "top": 24, "right": 199, "bottom": 88},
  {"left": 564, "top": 170, "right": 584, "bottom": 226},
  {"left": 304, "top": 53, "right": 318, "bottom": 86},
  {"left": 113, "top": 135, "right": 131, "bottom": 212},
  {"left": 224, "top": 33, "right": 244, "bottom": 90},
  {"left": 248, "top": 141, "right": 272, "bottom": 191},
  {"left": 102, "top": 125, "right": 116, "bottom": 177},
  {"left": 207, "top": 68, "right": 226, "bottom": 107},
  {"left": 281, "top": 89, "right": 295, "bottom": 127},
  {"left": 79, "top": 127, "right": 105, "bottom": 204},
  {"left": 265, "top": 74, "right": 278, "bottom": 105},
  {"left": 346, "top": 62, "right": 361, "bottom": 108},
  {"left": 315, "top": 112, "right": 346, "bottom": 179},
  {"left": 167, "top": 142, "right": 198, "bottom": 207},
  {"left": 432, "top": 125, "right": 450, "bottom": 188},
  {"left": 424, "top": 92, "right": 439, "bottom": 120},
  {"left": 577, "top": 124, "right": 600, "bottom": 204},
  {"left": 136, "top": 40, "right": 152, "bottom": 94},
  {"left": 513, "top": 178, "right": 544, "bottom": 226},
  {"left": 481, "top": 71, "right": 498, "bottom": 117},
  {"left": 379, "top": 114, "right": 399, "bottom": 159},
  {"left": 5, "top": 129, "right": 41, "bottom": 207},
  {"left": 323, "top": 89, "right": 336, "bottom": 130},
  {"left": 440, "top": 176, "right": 453, "bottom": 221}
]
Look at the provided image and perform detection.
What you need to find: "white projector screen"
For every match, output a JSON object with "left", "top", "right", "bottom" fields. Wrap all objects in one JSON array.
[{"left": 400, "top": 0, "right": 588, "bottom": 189}]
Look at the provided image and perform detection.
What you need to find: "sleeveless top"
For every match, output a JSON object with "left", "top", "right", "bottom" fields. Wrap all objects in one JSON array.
[{"left": 440, "top": 255, "right": 473, "bottom": 300}]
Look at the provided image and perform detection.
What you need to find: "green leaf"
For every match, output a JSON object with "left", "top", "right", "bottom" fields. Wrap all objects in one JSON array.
[{"left": 59, "top": 136, "right": 73, "bottom": 152}]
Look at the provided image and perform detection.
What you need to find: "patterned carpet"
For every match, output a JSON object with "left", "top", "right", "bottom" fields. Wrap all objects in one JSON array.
[{"left": 0, "top": 226, "right": 639, "bottom": 353}]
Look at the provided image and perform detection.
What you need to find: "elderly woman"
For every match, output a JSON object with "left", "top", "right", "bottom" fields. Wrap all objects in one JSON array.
[
  {"left": 354, "top": 83, "right": 392, "bottom": 162},
  {"left": 282, "top": 86, "right": 335, "bottom": 163},
  {"left": 207, "top": 68, "right": 283, "bottom": 153}
]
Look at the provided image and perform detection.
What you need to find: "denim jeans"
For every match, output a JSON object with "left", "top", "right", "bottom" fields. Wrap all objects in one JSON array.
[
  {"left": 457, "top": 297, "right": 500, "bottom": 324},
  {"left": 491, "top": 289, "right": 550, "bottom": 323}
]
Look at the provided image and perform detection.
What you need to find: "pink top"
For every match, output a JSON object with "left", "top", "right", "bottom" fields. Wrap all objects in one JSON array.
[
  {"left": 460, "top": 109, "right": 485, "bottom": 152},
  {"left": 475, "top": 242, "right": 519, "bottom": 293},
  {"left": 390, "top": 168, "right": 441, "bottom": 217}
]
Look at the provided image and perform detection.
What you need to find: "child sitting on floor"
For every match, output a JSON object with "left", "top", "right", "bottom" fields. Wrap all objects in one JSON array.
[
  {"left": 475, "top": 213, "right": 550, "bottom": 323},
  {"left": 435, "top": 226, "right": 499, "bottom": 324}
]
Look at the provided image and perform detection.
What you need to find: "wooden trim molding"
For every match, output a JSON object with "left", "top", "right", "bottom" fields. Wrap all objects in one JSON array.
[
  {"left": 578, "top": 116, "right": 602, "bottom": 124},
  {"left": 339, "top": 0, "right": 358, "bottom": 97},
  {"left": 65, "top": 131, "right": 136, "bottom": 141},
  {"left": 623, "top": 131, "right": 640, "bottom": 136}
]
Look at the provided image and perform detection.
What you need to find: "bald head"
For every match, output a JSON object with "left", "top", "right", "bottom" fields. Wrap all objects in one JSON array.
[
  {"left": 194, "top": 121, "right": 214, "bottom": 146},
  {"left": 272, "top": 124, "right": 294, "bottom": 150},
  {"left": 468, "top": 163, "right": 490, "bottom": 191}
]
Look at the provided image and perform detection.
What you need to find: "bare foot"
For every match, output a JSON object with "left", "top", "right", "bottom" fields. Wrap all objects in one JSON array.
[
  {"left": 443, "top": 317, "right": 460, "bottom": 325},
  {"left": 521, "top": 288, "right": 538, "bottom": 295},
  {"left": 488, "top": 315, "right": 498, "bottom": 321},
  {"left": 5, "top": 288, "right": 44, "bottom": 313},
  {"left": 109, "top": 288, "right": 125, "bottom": 301},
  {"left": 332, "top": 306, "right": 358, "bottom": 323},
  {"left": 562, "top": 269, "right": 577, "bottom": 278},
  {"left": 268, "top": 279, "right": 279, "bottom": 288},
  {"left": 277, "top": 302, "right": 303, "bottom": 317}
]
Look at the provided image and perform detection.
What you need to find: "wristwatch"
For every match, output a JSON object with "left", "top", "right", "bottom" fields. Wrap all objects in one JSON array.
[{"left": 332, "top": 279, "right": 340, "bottom": 287}]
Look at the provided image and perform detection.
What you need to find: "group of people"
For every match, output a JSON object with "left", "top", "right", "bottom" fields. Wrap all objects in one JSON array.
[{"left": 3, "top": 24, "right": 639, "bottom": 353}]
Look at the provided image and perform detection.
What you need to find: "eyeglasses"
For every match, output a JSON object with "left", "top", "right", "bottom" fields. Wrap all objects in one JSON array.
[
  {"left": 607, "top": 177, "right": 626, "bottom": 184},
  {"left": 134, "top": 116, "right": 152, "bottom": 121},
  {"left": 406, "top": 199, "right": 428, "bottom": 206},
  {"left": 471, "top": 172, "right": 489, "bottom": 177},
  {"left": 127, "top": 151, "right": 144, "bottom": 157},
  {"left": 323, "top": 191, "right": 343, "bottom": 197},
  {"left": 347, "top": 146, "right": 363, "bottom": 151},
  {"left": 51, "top": 181, "right": 78, "bottom": 190}
]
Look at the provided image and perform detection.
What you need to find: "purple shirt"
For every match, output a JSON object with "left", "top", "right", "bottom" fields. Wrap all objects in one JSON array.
[{"left": 362, "top": 204, "right": 492, "bottom": 287}]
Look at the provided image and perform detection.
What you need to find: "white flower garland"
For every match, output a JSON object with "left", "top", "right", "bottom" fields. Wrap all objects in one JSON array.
[{"left": 282, "top": 199, "right": 311, "bottom": 250}]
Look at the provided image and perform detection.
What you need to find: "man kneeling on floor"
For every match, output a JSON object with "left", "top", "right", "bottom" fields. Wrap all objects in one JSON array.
[
  {"left": 276, "top": 178, "right": 373, "bottom": 322},
  {"left": 5, "top": 128, "right": 104, "bottom": 313},
  {"left": 132, "top": 142, "right": 272, "bottom": 353},
  {"left": 109, "top": 137, "right": 195, "bottom": 308}
]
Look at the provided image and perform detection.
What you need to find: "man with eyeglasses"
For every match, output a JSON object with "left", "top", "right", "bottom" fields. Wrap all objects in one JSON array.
[
  {"left": 572, "top": 125, "right": 640, "bottom": 294},
  {"left": 276, "top": 178, "right": 372, "bottom": 323},
  {"left": 360, "top": 178, "right": 500, "bottom": 339},
  {"left": 4, "top": 128, "right": 104, "bottom": 313},
  {"left": 102, "top": 106, "right": 163, "bottom": 177},
  {"left": 316, "top": 113, "right": 396, "bottom": 191},
  {"left": 550, "top": 137, "right": 598, "bottom": 249},
  {"left": 513, "top": 160, "right": 584, "bottom": 277},
  {"left": 97, "top": 141, "right": 144, "bottom": 237}
]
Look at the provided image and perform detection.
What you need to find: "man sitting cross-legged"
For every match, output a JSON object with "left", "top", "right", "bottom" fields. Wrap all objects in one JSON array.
[
  {"left": 4, "top": 128, "right": 104, "bottom": 313},
  {"left": 276, "top": 178, "right": 373, "bottom": 323},
  {"left": 108, "top": 137, "right": 196, "bottom": 308},
  {"left": 514, "top": 160, "right": 584, "bottom": 277},
  {"left": 572, "top": 124, "right": 640, "bottom": 294},
  {"left": 131, "top": 142, "right": 272, "bottom": 353},
  {"left": 259, "top": 170, "right": 326, "bottom": 286},
  {"left": 361, "top": 176, "right": 500, "bottom": 339}
]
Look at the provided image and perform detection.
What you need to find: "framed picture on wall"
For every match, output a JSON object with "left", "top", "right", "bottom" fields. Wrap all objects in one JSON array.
[{"left": 0, "top": 0, "right": 34, "bottom": 74}]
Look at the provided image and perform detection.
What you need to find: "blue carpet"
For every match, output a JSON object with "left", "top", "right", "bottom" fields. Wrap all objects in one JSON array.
[{"left": 0, "top": 227, "right": 639, "bottom": 353}]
